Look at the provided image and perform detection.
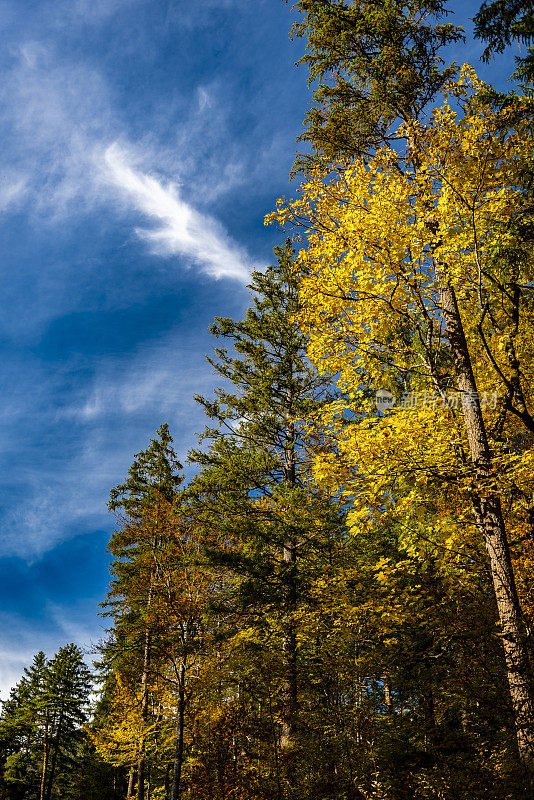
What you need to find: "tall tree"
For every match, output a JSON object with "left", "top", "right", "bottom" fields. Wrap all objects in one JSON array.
[
  {"left": 0, "top": 652, "right": 48, "bottom": 799},
  {"left": 286, "top": 0, "right": 463, "bottom": 174},
  {"left": 274, "top": 0, "right": 534, "bottom": 791},
  {"left": 188, "top": 242, "right": 344, "bottom": 796},
  {"left": 0, "top": 646, "right": 91, "bottom": 800},
  {"left": 105, "top": 424, "right": 184, "bottom": 800},
  {"left": 39, "top": 644, "right": 92, "bottom": 800}
]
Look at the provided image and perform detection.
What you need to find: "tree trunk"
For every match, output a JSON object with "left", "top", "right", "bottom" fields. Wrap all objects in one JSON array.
[
  {"left": 440, "top": 279, "right": 534, "bottom": 789},
  {"left": 280, "top": 538, "right": 298, "bottom": 753},
  {"left": 280, "top": 412, "right": 298, "bottom": 757},
  {"left": 39, "top": 719, "right": 49, "bottom": 800},
  {"left": 127, "top": 766, "right": 136, "bottom": 798},
  {"left": 44, "top": 709, "right": 64, "bottom": 800},
  {"left": 137, "top": 624, "right": 151, "bottom": 800},
  {"left": 421, "top": 673, "right": 437, "bottom": 752},
  {"left": 170, "top": 660, "right": 187, "bottom": 800},
  {"left": 382, "top": 673, "right": 393, "bottom": 713}
]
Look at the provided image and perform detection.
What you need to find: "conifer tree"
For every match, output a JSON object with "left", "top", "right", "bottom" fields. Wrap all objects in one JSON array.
[
  {"left": 0, "top": 651, "right": 48, "bottom": 799},
  {"left": 105, "top": 424, "right": 183, "bottom": 800},
  {"left": 188, "top": 242, "right": 345, "bottom": 796},
  {"left": 474, "top": 0, "right": 534, "bottom": 82},
  {"left": 0, "top": 646, "right": 91, "bottom": 800},
  {"left": 287, "top": 0, "right": 463, "bottom": 173},
  {"left": 38, "top": 644, "right": 92, "bottom": 800}
]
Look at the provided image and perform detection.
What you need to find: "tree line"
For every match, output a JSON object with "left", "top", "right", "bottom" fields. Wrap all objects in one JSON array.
[{"left": 2, "top": 1, "right": 534, "bottom": 798}]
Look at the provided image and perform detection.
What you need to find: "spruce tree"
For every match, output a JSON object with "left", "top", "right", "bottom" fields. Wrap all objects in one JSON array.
[
  {"left": 0, "top": 646, "right": 91, "bottom": 800},
  {"left": 188, "top": 242, "right": 344, "bottom": 797},
  {"left": 105, "top": 424, "right": 184, "bottom": 800},
  {"left": 287, "top": 0, "right": 463, "bottom": 173},
  {"left": 474, "top": 0, "right": 534, "bottom": 83},
  {"left": 39, "top": 644, "right": 92, "bottom": 800},
  {"left": 0, "top": 651, "right": 48, "bottom": 799}
]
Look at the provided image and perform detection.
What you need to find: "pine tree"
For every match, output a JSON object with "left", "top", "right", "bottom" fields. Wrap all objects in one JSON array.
[
  {"left": 188, "top": 242, "right": 345, "bottom": 797},
  {"left": 0, "top": 646, "right": 91, "bottom": 800},
  {"left": 105, "top": 424, "right": 184, "bottom": 800}
]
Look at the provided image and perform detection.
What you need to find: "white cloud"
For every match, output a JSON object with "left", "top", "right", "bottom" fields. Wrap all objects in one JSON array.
[
  {"left": 103, "top": 142, "right": 252, "bottom": 282},
  {"left": 0, "top": 42, "right": 256, "bottom": 285},
  {"left": 0, "top": 607, "right": 103, "bottom": 700},
  {"left": 47, "top": 601, "right": 104, "bottom": 652},
  {"left": 0, "top": 174, "right": 28, "bottom": 210},
  {"left": 0, "top": 641, "right": 40, "bottom": 700},
  {"left": 73, "top": 337, "right": 217, "bottom": 421},
  {"left": 0, "top": 325, "right": 228, "bottom": 560}
]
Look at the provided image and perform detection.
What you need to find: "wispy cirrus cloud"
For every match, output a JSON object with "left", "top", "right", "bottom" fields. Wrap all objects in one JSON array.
[
  {"left": 103, "top": 143, "right": 252, "bottom": 282},
  {"left": 0, "top": 602, "right": 104, "bottom": 699},
  {"left": 0, "top": 174, "right": 28, "bottom": 211},
  {"left": 0, "top": 41, "right": 254, "bottom": 285}
]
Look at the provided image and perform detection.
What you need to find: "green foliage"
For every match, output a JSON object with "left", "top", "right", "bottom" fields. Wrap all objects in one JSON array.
[
  {"left": 0, "top": 645, "right": 92, "bottom": 800},
  {"left": 108, "top": 422, "right": 183, "bottom": 517},
  {"left": 287, "top": 0, "right": 464, "bottom": 172},
  {"left": 474, "top": 0, "right": 534, "bottom": 83}
]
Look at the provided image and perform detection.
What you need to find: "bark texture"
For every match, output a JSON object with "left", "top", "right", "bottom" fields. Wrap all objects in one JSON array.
[
  {"left": 280, "top": 413, "right": 298, "bottom": 757},
  {"left": 441, "top": 279, "right": 534, "bottom": 790}
]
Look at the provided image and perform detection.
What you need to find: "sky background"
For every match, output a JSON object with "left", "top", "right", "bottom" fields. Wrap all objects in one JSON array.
[{"left": 0, "top": 0, "right": 521, "bottom": 696}]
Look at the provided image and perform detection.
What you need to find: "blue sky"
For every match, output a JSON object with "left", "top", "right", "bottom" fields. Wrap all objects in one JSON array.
[{"left": 0, "top": 0, "right": 520, "bottom": 695}]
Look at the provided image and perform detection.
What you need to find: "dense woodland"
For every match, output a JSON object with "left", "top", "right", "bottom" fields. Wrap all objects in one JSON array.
[{"left": 3, "top": 0, "right": 534, "bottom": 797}]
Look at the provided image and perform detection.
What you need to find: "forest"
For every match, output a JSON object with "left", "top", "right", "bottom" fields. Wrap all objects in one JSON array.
[{"left": 2, "top": 0, "right": 534, "bottom": 798}]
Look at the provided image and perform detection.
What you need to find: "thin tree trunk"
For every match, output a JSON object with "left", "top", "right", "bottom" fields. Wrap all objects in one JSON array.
[
  {"left": 170, "top": 660, "right": 187, "bottom": 800},
  {"left": 39, "top": 719, "right": 49, "bottom": 800},
  {"left": 137, "top": 564, "right": 157, "bottom": 800},
  {"left": 137, "top": 624, "right": 151, "bottom": 800},
  {"left": 280, "top": 538, "right": 298, "bottom": 753},
  {"left": 440, "top": 279, "right": 534, "bottom": 788},
  {"left": 382, "top": 673, "right": 393, "bottom": 713},
  {"left": 44, "top": 709, "right": 64, "bottom": 800},
  {"left": 127, "top": 766, "right": 136, "bottom": 797},
  {"left": 421, "top": 673, "right": 437, "bottom": 752},
  {"left": 280, "top": 410, "right": 298, "bottom": 757}
]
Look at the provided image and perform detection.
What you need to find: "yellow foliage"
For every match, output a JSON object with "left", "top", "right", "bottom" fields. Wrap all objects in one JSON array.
[{"left": 268, "top": 66, "right": 534, "bottom": 561}]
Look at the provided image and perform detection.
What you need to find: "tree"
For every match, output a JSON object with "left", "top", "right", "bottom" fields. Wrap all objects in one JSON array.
[
  {"left": 0, "top": 646, "right": 92, "bottom": 800},
  {"left": 38, "top": 644, "right": 92, "bottom": 800},
  {"left": 474, "top": 0, "right": 534, "bottom": 83},
  {"left": 105, "top": 423, "right": 184, "bottom": 800},
  {"left": 187, "top": 242, "right": 346, "bottom": 797},
  {"left": 270, "top": 60, "right": 534, "bottom": 793},
  {"left": 0, "top": 652, "right": 48, "bottom": 799},
  {"left": 286, "top": 0, "right": 463, "bottom": 174}
]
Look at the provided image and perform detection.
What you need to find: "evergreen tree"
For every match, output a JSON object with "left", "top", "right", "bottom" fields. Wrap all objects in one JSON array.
[
  {"left": 109, "top": 422, "right": 183, "bottom": 517},
  {"left": 286, "top": 0, "right": 463, "bottom": 173},
  {"left": 38, "top": 644, "right": 92, "bottom": 800},
  {"left": 188, "top": 242, "right": 345, "bottom": 797},
  {"left": 105, "top": 424, "right": 184, "bottom": 800},
  {"left": 474, "top": 0, "right": 534, "bottom": 83},
  {"left": 0, "top": 651, "right": 48, "bottom": 799},
  {"left": 0, "top": 646, "right": 92, "bottom": 800}
]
